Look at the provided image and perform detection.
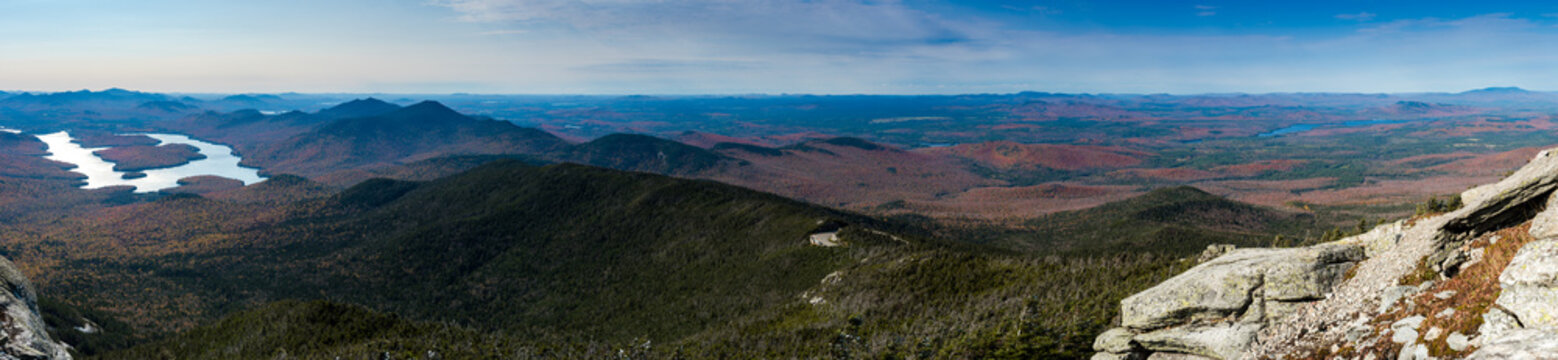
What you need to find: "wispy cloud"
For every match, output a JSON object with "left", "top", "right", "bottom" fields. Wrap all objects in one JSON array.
[
  {"left": 478, "top": 29, "right": 530, "bottom": 36},
  {"left": 1335, "top": 12, "right": 1377, "bottom": 21},
  {"left": 1002, "top": 5, "right": 1062, "bottom": 15},
  {"left": 427, "top": 0, "right": 985, "bottom": 51},
  {"left": 1194, "top": 5, "right": 1217, "bottom": 17},
  {"left": 572, "top": 59, "right": 759, "bottom": 73},
  {"left": 410, "top": 5, "right": 1558, "bottom": 94}
]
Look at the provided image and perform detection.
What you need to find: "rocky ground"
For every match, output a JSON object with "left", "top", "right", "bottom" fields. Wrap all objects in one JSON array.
[{"left": 1093, "top": 147, "right": 1558, "bottom": 360}]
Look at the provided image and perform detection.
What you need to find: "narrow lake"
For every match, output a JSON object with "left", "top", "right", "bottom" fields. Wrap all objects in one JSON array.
[
  {"left": 37, "top": 132, "right": 265, "bottom": 193},
  {"left": 1257, "top": 119, "right": 1411, "bottom": 138}
]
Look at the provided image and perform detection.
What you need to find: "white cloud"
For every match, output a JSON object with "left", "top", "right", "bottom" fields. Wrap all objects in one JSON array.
[
  {"left": 1194, "top": 4, "right": 1216, "bottom": 17},
  {"left": 1334, "top": 12, "right": 1376, "bottom": 21},
  {"left": 428, "top": 0, "right": 979, "bottom": 45}
]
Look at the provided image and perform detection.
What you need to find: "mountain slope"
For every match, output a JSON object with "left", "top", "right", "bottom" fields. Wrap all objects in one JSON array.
[
  {"left": 244, "top": 101, "right": 570, "bottom": 178},
  {"left": 563, "top": 133, "right": 733, "bottom": 175},
  {"left": 32, "top": 160, "right": 902, "bottom": 342},
  {"left": 91, "top": 300, "right": 536, "bottom": 360},
  {"left": 982, "top": 186, "right": 1317, "bottom": 254},
  {"left": 312, "top": 98, "right": 401, "bottom": 120},
  {"left": 708, "top": 137, "right": 997, "bottom": 209},
  {"left": 10, "top": 160, "right": 1334, "bottom": 359}
]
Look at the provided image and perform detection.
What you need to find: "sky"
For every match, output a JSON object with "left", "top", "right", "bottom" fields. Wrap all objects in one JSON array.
[{"left": 5, "top": 0, "right": 1558, "bottom": 94}]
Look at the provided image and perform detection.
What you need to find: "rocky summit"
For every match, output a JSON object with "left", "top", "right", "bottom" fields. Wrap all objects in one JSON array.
[{"left": 1094, "top": 148, "right": 1558, "bottom": 360}]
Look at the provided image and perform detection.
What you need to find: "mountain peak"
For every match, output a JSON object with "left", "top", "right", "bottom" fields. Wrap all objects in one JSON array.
[
  {"left": 1462, "top": 86, "right": 1530, "bottom": 94},
  {"left": 317, "top": 98, "right": 401, "bottom": 119},
  {"left": 406, "top": 100, "right": 450, "bottom": 109},
  {"left": 381, "top": 101, "right": 468, "bottom": 123}
]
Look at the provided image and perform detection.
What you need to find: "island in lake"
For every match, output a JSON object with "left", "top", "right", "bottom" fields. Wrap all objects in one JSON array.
[{"left": 94, "top": 144, "right": 207, "bottom": 172}]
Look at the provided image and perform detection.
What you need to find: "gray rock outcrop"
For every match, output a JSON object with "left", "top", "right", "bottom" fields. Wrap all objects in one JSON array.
[
  {"left": 0, "top": 256, "right": 69, "bottom": 360},
  {"left": 1468, "top": 199, "right": 1558, "bottom": 356},
  {"left": 1452, "top": 148, "right": 1558, "bottom": 234},
  {"left": 1092, "top": 147, "right": 1558, "bottom": 359},
  {"left": 1468, "top": 328, "right": 1558, "bottom": 359},
  {"left": 1093, "top": 243, "right": 1364, "bottom": 359},
  {"left": 1247, "top": 146, "right": 1558, "bottom": 358}
]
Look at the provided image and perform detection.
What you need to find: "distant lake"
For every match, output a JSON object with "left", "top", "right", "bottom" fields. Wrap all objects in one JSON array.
[
  {"left": 1257, "top": 119, "right": 1410, "bottom": 138},
  {"left": 37, "top": 132, "right": 265, "bottom": 193}
]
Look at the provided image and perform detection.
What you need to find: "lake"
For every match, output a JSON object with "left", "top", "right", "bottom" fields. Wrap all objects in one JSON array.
[
  {"left": 36, "top": 132, "right": 265, "bottom": 193},
  {"left": 1257, "top": 119, "right": 1411, "bottom": 138}
]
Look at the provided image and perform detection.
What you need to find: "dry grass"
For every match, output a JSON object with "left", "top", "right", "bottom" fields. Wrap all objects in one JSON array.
[
  {"left": 1416, "top": 222, "right": 1534, "bottom": 356},
  {"left": 1361, "top": 222, "right": 1534, "bottom": 358},
  {"left": 1285, "top": 221, "right": 1536, "bottom": 360}
]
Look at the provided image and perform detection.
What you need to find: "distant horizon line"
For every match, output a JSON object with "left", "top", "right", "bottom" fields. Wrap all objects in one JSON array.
[{"left": 1, "top": 86, "right": 1545, "bottom": 98}]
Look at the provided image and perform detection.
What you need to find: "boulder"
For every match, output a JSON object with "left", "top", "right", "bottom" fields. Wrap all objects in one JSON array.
[
  {"left": 1119, "top": 244, "right": 1363, "bottom": 330},
  {"left": 1094, "top": 328, "right": 1138, "bottom": 353},
  {"left": 1475, "top": 238, "right": 1558, "bottom": 353},
  {"left": 1333, "top": 220, "right": 1407, "bottom": 258},
  {"left": 1119, "top": 252, "right": 1266, "bottom": 330},
  {"left": 1528, "top": 192, "right": 1558, "bottom": 240},
  {"left": 1468, "top": 328, "right": 1558, "bottom": 359},
  {"left": 1447, "top": 332, "right": 1470, "bottom": 352},
  {"left": 1397, "top": 343, "right": 1428, "bottom": 360},
  {"left": 1145, "top": 353, "right": 1216, "bottom": 360},
  {"left": 1197, "top": 244, "right": 1235, "bottom": 263},
  {"left": 1500, "top": 240, "right": 1558, "bottom": 288},
  {"left": 1377, "top": 285, "right": 1420, "bottom": 314},
  {"left": 1477, "top": 307, "right": 1521, "bottom": 343},
  {"left": 1133, "top": 323, "right": 1258, "bottom": 360},
  {"left": 1495, "top": 240, "right": 1558, "bottom": 328},
  {"left": 1092, "top": 352, "right": 1147, "bottom": 360},
  {"left": 1450, "top": 148, "right": 1558, "bottom": 235}
]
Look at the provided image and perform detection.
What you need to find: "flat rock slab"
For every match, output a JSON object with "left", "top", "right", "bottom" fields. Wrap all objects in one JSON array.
[
  {"left": 1134, "top": 323, "right": 1258, "bottom": 360},
  {"left": 1120, "top": 244, "right": 1362, "bottom": 330}
]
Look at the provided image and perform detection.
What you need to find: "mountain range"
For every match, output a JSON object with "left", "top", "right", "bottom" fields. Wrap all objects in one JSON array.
[{"left": 1, "top": 88, "right": 1555, "bottom": 358}]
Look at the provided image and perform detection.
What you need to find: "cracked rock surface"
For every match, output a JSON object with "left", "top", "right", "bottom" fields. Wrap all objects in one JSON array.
[{"left": 1093, "top": 244, "right": 1364, "bottom": 359}]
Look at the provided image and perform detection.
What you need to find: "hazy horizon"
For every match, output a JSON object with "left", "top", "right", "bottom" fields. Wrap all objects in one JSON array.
[
  {"left": 9, "top": 1, "right": 1558, "bottom": 94},
  {"left": 2, "top": 85, "right": 1549, "bottom": 98}
]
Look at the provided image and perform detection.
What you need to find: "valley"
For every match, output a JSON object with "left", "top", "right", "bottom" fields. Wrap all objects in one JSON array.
[
  {"left": 16, "top": 2, "right": 1558, "bottom": 359},
  {"left": 0, "top": 88, "right": 1551, "bottom": 359}
]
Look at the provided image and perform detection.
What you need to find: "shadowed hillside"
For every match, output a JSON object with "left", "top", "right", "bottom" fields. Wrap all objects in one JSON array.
[
  {"left": 243, "top": 101, "right": 570, "bottom": 177},
  {"left": 11, "top": 159, "right": 1234, "bottom": 359},
  {"left": 28, "top": 160, "right": 899, "bottom": 342},
  {"left": 963, "top": 186, "right": 1321, "bottom": 254},
  {"left": 565, "top": 133, "right": 733, "bottom": 175}
]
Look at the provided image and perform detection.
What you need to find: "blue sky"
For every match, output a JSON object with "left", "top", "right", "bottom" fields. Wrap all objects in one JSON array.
[{"left": 5, "top": 0, "right": 1558, "bottom": 94}]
